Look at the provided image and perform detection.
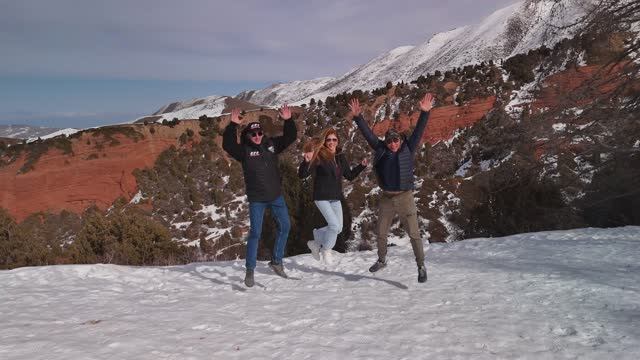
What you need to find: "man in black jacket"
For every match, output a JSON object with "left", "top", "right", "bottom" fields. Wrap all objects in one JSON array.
[
  {"left": 222, "top": 105, "right": 296, "bottom": 287},
  {"left": 349, "top": 93, "right": 434, "bottom": 283}
]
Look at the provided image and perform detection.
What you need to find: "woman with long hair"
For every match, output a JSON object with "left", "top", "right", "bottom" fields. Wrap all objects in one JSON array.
[{"left": 298, "top": 128, "right": 368, "bottom": 264}]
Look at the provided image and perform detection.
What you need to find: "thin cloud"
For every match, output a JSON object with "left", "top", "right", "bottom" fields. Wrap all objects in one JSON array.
[{"left": 1, "top": 0, "right": 519, "bottom": 81}]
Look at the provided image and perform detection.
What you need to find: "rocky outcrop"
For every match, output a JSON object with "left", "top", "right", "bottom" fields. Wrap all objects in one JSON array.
[
  {"left": 0, "top": 122, "right": 199, "bottom": 222},
  {"left": 533, "top": 63, "right": 631, "bottom": 111},
  {"left": 0, "top": 108, "right": 304, "bottom": 223},
  {"left": 371, "top": 96, "right": 497, "bottom": 144}
]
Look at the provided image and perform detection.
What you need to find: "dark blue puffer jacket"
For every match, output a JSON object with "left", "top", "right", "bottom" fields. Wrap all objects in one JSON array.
[{"left": 353, "top": 111, "right": 429, "bottom": 191}]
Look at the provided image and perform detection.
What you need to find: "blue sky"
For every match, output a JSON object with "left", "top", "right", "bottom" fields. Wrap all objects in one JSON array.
[
  {"left": 0, "top": 0, "right": 517, "bottom": 128},
  {"left": 0, "top": 76, "right": 269, "bottom": 128}
]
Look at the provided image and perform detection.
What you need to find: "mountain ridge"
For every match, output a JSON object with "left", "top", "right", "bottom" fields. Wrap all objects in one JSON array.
[{"left": 150, "top": 0, "right": 590, "bottom": 119}]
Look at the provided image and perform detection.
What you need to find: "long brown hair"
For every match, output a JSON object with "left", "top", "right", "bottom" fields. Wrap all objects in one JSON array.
[
  {"left": 311, "top": 128, "right": 339, "bottom": 164},
  {"left": 302, "top": 128, "right": 339, "bottom": 165}
]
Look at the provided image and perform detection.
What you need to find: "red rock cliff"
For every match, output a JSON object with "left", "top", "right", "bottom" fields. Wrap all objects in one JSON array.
[
  {"left": 372, "top": 96, "right": 497, "bottom": 144},
  {"left": 0, "top": 122, "right": 199, "bottom": 222}
]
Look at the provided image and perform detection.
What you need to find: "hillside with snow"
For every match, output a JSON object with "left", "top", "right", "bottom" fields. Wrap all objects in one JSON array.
[
  {"left": 26, "top": 128, "right": 80, "bottom": 143},
  {"left": 2, "top": 227, "right": 639, "bottom": 359},
  {"left": 149, "top": 95, "right": 231, "bottom": 122},
  {"left": 0, "top": 125, "right": 62, "bottom": 140},
  {"left": 237, "top": 0, "right": 590, "bottom": 107},
  {"left": 235, "top": 77, "right": 335, "bottom": 108},
  {"left": 151, "top": 0, "right": 592, "bottom": 119}
]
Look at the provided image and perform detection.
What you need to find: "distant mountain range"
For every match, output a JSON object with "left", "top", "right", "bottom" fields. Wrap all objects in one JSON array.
[
  {"left": 149, "top": 0, "right": 589, "bottom": 120},
  {"left": 0, "top": 125, "right": 62, "bottom": 140}
]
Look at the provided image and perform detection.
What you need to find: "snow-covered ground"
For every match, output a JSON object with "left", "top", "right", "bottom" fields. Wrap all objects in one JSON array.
[{"left": 1, "top": 227, "right": 639, "bottom": 359}]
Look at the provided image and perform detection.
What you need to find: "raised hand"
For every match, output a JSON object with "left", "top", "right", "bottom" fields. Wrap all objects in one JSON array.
[
  {"left": 279, "top": 103, "right": 292, "bottom": 120},
  {"left": 303, "top": 152, "right": 313, "bottom": 162},
  {"left": 361, "top": 158, "right": 369, "bottom": 166},
  {"left": 230, "top": 108, "right": 242, "bottom": 124},
  {"left": 349, "top": 98, "right": 362, "bottom": 117},
  {"left": 419, "top": 93, "right": 435, "bottom": 112}
]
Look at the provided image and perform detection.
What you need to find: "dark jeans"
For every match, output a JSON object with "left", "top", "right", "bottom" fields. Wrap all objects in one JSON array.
[{"left": 246, "top": 195, "right": 291, "bottom": 270}]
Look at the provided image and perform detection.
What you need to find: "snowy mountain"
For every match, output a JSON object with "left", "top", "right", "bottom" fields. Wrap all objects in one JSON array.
[
  {"left": 150, "top": 95, "right": 231, "bottom": 121},
  {"left": 236, "top": 77, "right": 335, "bottom": 107},
  {"left": 240, "top": 0, "right": 590, "bottom": 106},
  {"left": 146, "top": 0, "right": 592, "bottom": 119},
  {"left": 0, "top": 124, "right": 63, "bottom": 140},
  {"left": 2, "top": 227, "right": 638, "bottom": 359},
  {"left": 26, "top": 128, "right": 80, "bottom": 143},
  {"left": 141, "top": 95, "right": 266, "bottom": 123}
]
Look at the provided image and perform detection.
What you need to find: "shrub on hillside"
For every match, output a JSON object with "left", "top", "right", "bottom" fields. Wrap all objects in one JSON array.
[
  {"left": 69, "top": 206, "right": 192, "bottom": 266},
  {"left": 0, "top": 209, "right": 48, "bottom": 269}
]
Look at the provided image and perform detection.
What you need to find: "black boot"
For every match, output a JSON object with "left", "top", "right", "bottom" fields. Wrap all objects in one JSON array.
[
  {"left": 244, "top": 269, "right": 255, "bottom": 287},
  {"left": 268, "top": 261, "right": 288, "bottom": 278},
  {"left": 418, "top": 265, "right": 427, "bottom": 283},
  {"left": 369, "top": 259, "right": 387, "bottom": 273}
]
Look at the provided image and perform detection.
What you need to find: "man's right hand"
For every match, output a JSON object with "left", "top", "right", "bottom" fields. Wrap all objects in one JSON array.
[
  {"left": 349, "top": 98, "right": 362, "bottom": 117},
  {"left": 230, "top": 108, "right": 242, "bottom": 124}
]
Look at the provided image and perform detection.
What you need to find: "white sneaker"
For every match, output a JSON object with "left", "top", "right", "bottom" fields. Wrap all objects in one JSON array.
[
  {"left": 320, "top": 249, "right": 334, "bottom": 265},
  {"left": 307, "top": 241, "right": 321, "bottom": 261}
]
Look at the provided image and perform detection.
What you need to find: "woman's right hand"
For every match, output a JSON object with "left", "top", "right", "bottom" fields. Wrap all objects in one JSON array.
[{"left": 303, "top": 152, "right": 313, "bottom": 162}]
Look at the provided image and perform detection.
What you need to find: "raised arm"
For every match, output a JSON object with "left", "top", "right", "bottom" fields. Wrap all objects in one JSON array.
[
  {"left": 222, "top": 108, "right": 244, "bottom": 161},
  {"left": 407, "top": 93, "right": 434, "bottom": 152},
  {"left": 349, "top": 98, "right": 383, "bottom": 150},
  {"left": 272, "top": 104, "right": 297, "bottom": 153},
  {"left": 339, "top": 154, "right": 368, "bottom": 181}
]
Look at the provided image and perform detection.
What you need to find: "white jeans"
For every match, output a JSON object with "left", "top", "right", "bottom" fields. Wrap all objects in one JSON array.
[{"left": 313, "top": 200, "right": 343, "bottom": 250}]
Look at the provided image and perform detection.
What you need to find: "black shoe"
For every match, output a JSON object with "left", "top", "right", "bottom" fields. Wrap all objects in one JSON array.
[
  {"left": 268, "top": 261, "right": 288, "bottom": 278},
  {"left": 418, "top": 266, "right": 427, "bottom": 283},
  {"left": 369, "top": 259, "right": 387, "bottom": 273},
  {"left": 244, "top": 269, "right": 255, "bottom": 287}
]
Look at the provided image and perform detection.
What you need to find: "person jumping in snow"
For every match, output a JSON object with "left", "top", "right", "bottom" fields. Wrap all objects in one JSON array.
[
  {"left": 348, "top": 93, "right": 435, "bottom": 283},
  {"left": 222, "top": 105, "right": 296, "bottom": 287},
  {"left": 298, "top": 128, "right": 368, "bottom": 264}
]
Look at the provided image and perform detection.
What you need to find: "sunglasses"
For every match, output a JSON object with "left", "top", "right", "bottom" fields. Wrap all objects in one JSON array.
[
  {"left": 249, "top": 131, "right": 263, "bottom": 138},
  {"left": 385, "top": 138, "right": 401, "bottom": 144},
  {"left": 325, "top": 137, "right": 338, "bottom": 143}
]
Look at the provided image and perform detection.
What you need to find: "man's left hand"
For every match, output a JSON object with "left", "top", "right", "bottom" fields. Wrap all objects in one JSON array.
[
  {"left": 279, "top": 104, "right": 292, "bottom": 120},
  {"left": 419, "top": 93, "right": 435, "bottom": 112}
]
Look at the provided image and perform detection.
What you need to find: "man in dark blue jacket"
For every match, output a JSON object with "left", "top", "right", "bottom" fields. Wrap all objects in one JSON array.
[
  {"left": 349, "top": 93, "right": 434, "bottom": 283},
  {"left": 222, "top": 105, "right": 296, "bottom": 287}
]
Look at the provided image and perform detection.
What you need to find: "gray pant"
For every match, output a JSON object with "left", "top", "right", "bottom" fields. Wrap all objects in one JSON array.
[{"left": 376, "top": 190, "right": 425, "bottom": 266}]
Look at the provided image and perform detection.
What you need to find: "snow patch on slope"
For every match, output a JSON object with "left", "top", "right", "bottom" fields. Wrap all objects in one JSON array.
[{"left": 26, "top": 128, "right": 80, "bottom": 143}]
